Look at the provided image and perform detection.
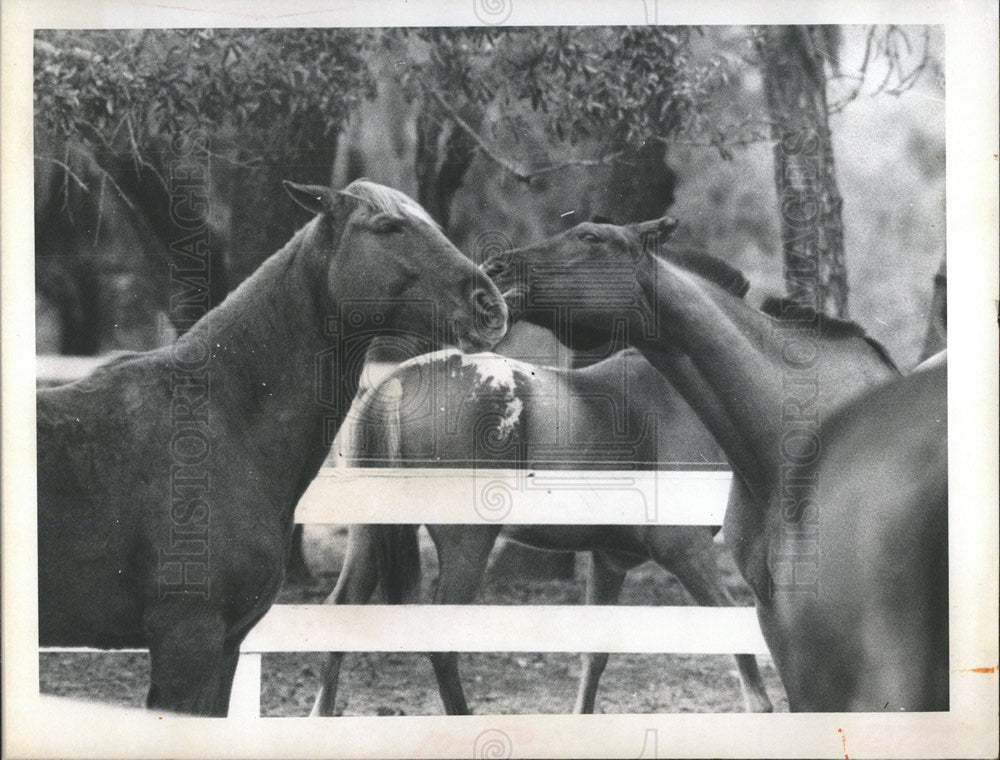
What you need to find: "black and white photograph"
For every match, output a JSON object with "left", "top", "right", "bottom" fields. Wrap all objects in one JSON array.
[{"left": 2, "top": 1, "right": 997, "bottom": 758}]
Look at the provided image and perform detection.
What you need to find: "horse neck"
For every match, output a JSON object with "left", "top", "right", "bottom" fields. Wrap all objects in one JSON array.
[
  {"left": 636, "top": 258, "right": 896, "bottom": 502},
  {"left": 176, "top": 221, "right": 364, "bottom": 504}
]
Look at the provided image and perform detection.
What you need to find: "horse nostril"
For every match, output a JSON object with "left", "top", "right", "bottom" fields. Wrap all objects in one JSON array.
[
  {"left": 472, "top": 288, "right": 506, "bottom": 333},
  {"left": 474, "top": 289, "right": 495, "bottom": 318}
]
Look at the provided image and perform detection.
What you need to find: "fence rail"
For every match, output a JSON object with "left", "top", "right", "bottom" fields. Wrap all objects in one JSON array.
[
  {"left": 298, "top": 467, "right": 732, "bottom": 525},
  {"left": 36, "top": 352, "right": 128, "bottom": 385}
]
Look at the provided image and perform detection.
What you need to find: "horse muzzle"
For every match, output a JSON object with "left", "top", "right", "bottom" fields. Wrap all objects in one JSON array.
[
  {"left": 450, "top": 284, "right": 509, "bottom": 352},
  {"left": 480, "top": 256, "right": 529, "bottom": 322}
]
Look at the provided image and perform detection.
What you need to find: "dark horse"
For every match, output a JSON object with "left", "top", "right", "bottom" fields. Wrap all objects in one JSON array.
[
  {"left": 484, "top": 217, "right": 948, "bottom": 711},
  {"left": 310, "top": 225, "right": 773, "bottom": 716},
  {"left": 36, "top": 179, "right": 508, "bottom": 715}
]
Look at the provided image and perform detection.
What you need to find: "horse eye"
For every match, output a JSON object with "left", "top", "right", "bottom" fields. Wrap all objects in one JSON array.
[
  {"left": 580, "top": 231, "right": 602, "bottom": 243},
  {"left": 368, "top": 214, "right": 404, "bottom": 234}
]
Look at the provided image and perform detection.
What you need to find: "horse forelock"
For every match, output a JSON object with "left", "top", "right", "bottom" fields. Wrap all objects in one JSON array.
[
  {"left": 760, "top": 296, "right": 900, "bottom": 372},
  {"left": 339, "top": 179, "right": 440, "bottom": 230}
]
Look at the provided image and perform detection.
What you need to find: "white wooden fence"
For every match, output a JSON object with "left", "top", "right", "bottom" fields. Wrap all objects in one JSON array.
[{"left": 37, "top": 354, "right": 768, "bottom": 718}]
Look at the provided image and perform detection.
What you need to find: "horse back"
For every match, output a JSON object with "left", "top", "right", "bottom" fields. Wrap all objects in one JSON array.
[
  {"left": 36, "top": 351, "right": 287, "bottom": 647},
  {"left": 345, "top": 348, "right": 725, "bottom": 470},
  {"left": 344, "top": 350, "right": 539, "bottom": 467},
  {"left": 572, "top": 348, "right": 726, "bottom": 468}
]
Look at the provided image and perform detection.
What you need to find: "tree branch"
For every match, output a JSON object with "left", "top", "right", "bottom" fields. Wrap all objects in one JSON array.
[
  {"left": 95, "top": 164, "right": 138, "bottom": 214},
  {"left": 125, "top": 116, "right": 169, "bottom": 194},
  {"left": 417, "top": 74, "right": 628, "bottom": 183},
  {"left": 527, "top": 152, "right": 628, "bottom": 178},
  {"left": 418, "top": 76, "right": 533, "bottom": 182},
  {"left": 35, "top": 155, "right": 89, "bottom": 192},
  {"left": 34, "top": 152, "right": 139, "bottom": 214},
  {"left": 827, "top": 26, "right": 933, "bottom": 115}
]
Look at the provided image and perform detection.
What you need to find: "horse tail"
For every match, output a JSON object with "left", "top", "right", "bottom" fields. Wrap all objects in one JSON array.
[{"left": 350, "top": 374, "right": 422, "bottom": 604}]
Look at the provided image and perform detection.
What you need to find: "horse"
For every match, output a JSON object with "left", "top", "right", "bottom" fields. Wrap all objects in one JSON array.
[
  {"left": 309, "top": 234, "right": 773, "bottom": 717},
  {"left": 484, "top": 216, "right": 948, "bottom": 710},
  {"left": 765, "top": 360, "right": 948, "bottom": 710},
  {"left": 36, "top": 179, "right": 508, "bottom": 716}
]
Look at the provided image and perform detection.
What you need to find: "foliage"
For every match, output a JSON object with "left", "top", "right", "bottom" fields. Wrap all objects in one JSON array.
[
  {"left": 34, "top": 25, "right": 941, "bottom": 179},
  {"left": 34, "top": 27, "right": 743, "bottom": 176},
  {"left": 34, "top": 29, "right": 376, "bottom": 159},
  {"left": 398, "top": 27, "right": 739, "bottom": 156}
]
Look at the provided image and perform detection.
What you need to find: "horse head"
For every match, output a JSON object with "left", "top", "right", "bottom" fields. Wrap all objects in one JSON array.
[
  {"left": 483, "top": 215, "right": 746, "bottom": 351},
  {"left": 285, "top": 178, "right": 508, "bottom": 353}
]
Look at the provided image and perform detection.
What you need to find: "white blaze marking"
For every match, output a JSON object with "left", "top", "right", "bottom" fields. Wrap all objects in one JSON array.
[
  {"left": 498, "top": 396, "right": 524, "bottom": 437},
  {"left": 395, "top": 349, "right": 534, "bottom": 436}
]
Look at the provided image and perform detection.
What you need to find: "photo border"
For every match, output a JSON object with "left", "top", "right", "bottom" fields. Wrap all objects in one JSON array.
[{"left": 3, "top": 1, "right": 997, "bottom": 757}]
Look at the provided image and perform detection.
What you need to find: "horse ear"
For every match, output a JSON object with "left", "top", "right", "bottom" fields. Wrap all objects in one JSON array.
[
  {"left": 646, "top": 215, "right": 679, "bottom": 238},
  {"left": 636, "top": 215, "right": 680, "bottom": 257},
  {"left": 283, "top": 181, "right": 334, "bottom": 215}
]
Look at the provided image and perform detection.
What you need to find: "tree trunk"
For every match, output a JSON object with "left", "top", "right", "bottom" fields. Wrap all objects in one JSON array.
[
  {"left": 415, "top": 104, "right": 480, "bottom": 229},
  {"left": 760, "top": 26, "right": 849, "bottom": 318}
]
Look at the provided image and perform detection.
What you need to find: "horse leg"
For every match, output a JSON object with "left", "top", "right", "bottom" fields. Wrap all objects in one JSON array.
[
  {"left": 285, "top": 524, "right": 316, "bottom": 586},
  {"left": 145, "top": 603, "right": 231, "bottom": 716},
  {"left": 573, "top": 550, "right": 629, "bottom": 714},
  {"left": 646, "top": 527, "right": 773, "bottom": 713},
  {"left": 425, "top": 524, "right": 501, "bottom": 715},
  {"left": 213, "top": 639, "right": 244, "bottom": 716},
  {"left": 311, "top": 525, "right": 382, "bottom": 717}
]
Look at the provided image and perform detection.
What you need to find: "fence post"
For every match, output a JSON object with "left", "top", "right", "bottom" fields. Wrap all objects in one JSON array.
[{"left": 227, "top": 652, "right": 262, "bottom": 718}]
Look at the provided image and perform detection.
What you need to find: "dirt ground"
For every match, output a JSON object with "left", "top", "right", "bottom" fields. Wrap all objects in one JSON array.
[{"left": 39, "top": 528, "right": 788, "bottom": 715}]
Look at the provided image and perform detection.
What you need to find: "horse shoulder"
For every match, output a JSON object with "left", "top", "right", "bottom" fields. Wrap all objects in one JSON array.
[{"left": 766, "top": 367, "right": 947, "bottom": 708}]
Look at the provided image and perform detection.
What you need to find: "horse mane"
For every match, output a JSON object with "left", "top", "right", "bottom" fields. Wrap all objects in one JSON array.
[
  {"left": 668, "top": 251, "right": 751, "bottom": 299},
  {"left": 339, "top": 178, "right": 439, "bottom": 229},
  {"left": 760, "top": 296, "right": 900, "bottom": 371}
]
